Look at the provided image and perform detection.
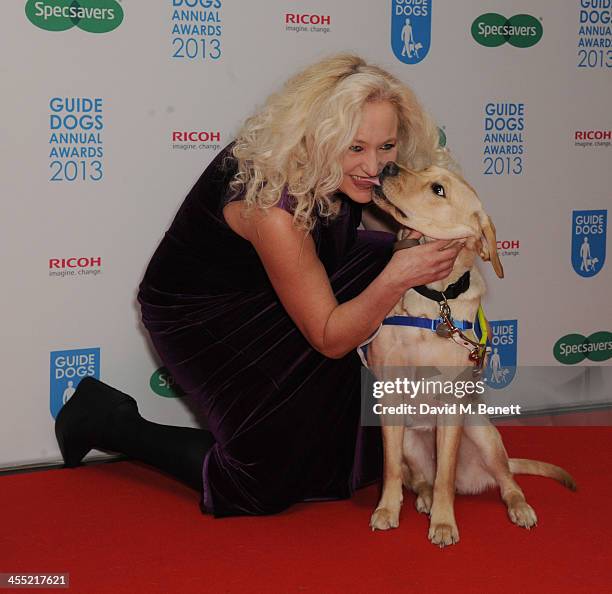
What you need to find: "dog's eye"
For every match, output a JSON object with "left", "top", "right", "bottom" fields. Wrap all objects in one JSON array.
[{"left": 431, "top": 183, "right": 446, "bottom": 198}]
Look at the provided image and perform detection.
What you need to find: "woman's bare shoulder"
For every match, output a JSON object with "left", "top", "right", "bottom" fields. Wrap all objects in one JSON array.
[{"left": 222, "top": 201, "right": 304, "bottom": 244}]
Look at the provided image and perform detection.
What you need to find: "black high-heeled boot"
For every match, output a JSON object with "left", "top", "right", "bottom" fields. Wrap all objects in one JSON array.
[{"left": 54, "top": 376, "right": 139, "bottom": 467}]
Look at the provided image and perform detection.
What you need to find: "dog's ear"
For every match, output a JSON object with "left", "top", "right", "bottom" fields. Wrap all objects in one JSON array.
[{"left": 477, "top": 211, "right": 504, "bottom": 279}]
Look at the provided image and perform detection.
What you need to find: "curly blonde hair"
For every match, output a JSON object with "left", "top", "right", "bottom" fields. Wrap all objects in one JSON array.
[{"left": 230, "top": 54, "right": 455, "bottom": 231}]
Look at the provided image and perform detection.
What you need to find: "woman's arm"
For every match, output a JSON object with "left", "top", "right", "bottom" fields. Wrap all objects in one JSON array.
[{"left": 224, "top": 203, "right": 464, "bottom": 359}]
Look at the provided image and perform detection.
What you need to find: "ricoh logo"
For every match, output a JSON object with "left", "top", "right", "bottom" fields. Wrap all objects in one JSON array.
[
  {"left": 485, "top": 320, "right": 517, "bottom": 389},
  {"left": 171, "top": 0, "right": 222, "bottom": 61},
  {"left": 471, "top": 13, "right": 543, "bottom": 48},
  {"left": 496, "top": 239, "right": 520, "bottom": 257},
  {"left": 391, "top": 0, "right": 432, "bottom": 64},
  {"left": 49, "top": 97, "right": 104, "bottom": 182},
  {"left": 50, "top": 347, "right": 100, "bottom": 418},
  {"left": 578, "top": 0, "right": 612, "bottom": 68},
  {"left": 571, "top": 210, "right": 607, "bottom": 277},
  {"left": 171, "top": 130, "right": 221, "bottom": 151},
  {"left": 285, "top": 13, "right": 331, "bottom": 34},
  {"left": 574, "top": 129, "right": 611, "bottom": 148},
  {"left": 49, "top": 257, "right": 102, "bottom": 278},
  {"left": 483, "top": 102, "right": 525, "bottom": 175},
  {"left": 554, "top": 331, "right": 612, "bottom": 364},
  {"left": 25, "top": 0, "right": 123, "bottom": 33}
]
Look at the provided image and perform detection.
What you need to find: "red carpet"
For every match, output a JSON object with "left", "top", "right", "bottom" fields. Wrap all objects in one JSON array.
[{"left": 1, "top": 427, "right": 610, "bottom": 593}]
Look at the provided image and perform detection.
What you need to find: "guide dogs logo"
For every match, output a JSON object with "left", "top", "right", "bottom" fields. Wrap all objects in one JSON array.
[
  {"left": 50, "top": 347, "right": 100, "bottom": 419},
  {"left": 572, "top": 210, "right": 607, "bottom": 277},
  {"left": 578, "top": 0, "right": 612, "bottom": 69},
  {"left": 471, "top": 13, "right": 543, "bottom": 48},
  {"left": 485, "top": 320, "right": 517, "bottom": 389},
  {"left": 391, "top": 0, "right": 432, "bottom": 64},
  {"left": 26, "top": 0, "right": 123, "bottom": 33}
]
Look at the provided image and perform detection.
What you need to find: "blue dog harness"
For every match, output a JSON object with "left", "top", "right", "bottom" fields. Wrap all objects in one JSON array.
[
  {"left": 357, "top": 313, "right": 484, "bottom": 368},
  {"left": 382, "top": 315, "right": 473, "bottom": 332}
]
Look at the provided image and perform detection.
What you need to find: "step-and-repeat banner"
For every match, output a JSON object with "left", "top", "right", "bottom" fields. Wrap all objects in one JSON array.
[{"left": 1, "top": 1, "right": 610, "bottom": 468}]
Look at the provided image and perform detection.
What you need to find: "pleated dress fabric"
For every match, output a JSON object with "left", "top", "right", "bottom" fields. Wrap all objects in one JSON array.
[{"left": 137, "top": 146, "right": 395, "bottom": 517}]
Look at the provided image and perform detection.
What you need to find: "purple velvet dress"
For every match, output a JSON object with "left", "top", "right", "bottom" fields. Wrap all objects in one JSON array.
[{"left": 137, "top": 146, "right": 395, "bottom": 517}]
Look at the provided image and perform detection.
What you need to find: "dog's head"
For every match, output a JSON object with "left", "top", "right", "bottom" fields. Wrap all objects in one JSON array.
[{"left": 373, "top": 162, "right": 504, "bottom": 279}]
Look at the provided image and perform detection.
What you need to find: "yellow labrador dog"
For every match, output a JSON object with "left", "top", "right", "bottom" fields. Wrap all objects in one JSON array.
[{"left": 366, "top": 162, "right": 576, "bottom": 547}]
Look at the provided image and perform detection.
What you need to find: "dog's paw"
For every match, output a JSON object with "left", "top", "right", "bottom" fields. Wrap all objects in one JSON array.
[
  {"left": 370, "top": 507, "right": 400, "bottom": 531},
  {"left": 508, "top": 501, "right": 537, "bottom": 529},
  {"left": 415, "top": 488, "right": 433, "bottom": 515},
  {"left": 428, "top": 522, "right": 460, "bottom": 547}
]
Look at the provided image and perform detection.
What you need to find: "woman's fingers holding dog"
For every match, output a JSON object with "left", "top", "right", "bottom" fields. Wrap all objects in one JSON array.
[
  {"left": 423, "top": 239, "right": 467, "bottom": 284},
  {"left": 390, "top": 239, "right": 466, "bottom": 289},
  {"left": 437, "top": 239, "right": 465, "bottom": 252}
]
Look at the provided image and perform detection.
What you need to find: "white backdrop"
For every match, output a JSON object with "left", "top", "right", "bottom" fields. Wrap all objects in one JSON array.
[{"left": 1, "top": 0, "right": 610, "bottom": 469}]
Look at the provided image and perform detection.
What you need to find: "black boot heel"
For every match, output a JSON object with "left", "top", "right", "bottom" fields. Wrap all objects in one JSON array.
[{"left": 54, "top": 376, "right": 138, "bottom": 467}]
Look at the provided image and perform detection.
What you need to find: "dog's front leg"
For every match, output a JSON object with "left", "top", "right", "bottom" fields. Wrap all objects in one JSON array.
[
  {"left": 370, "top": 424, "right": 405, "bottom": 530},
  {"left": 428, "top": 419, "right": 462, "bottom": 547}
]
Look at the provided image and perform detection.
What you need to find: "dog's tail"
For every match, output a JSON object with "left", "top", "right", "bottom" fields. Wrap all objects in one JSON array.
[{"left": 509, "top": 458, "right": 577, "bottom": 491}]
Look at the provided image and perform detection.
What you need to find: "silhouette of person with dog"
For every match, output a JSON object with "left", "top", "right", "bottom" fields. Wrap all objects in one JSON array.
[
  {"left": 62, "top": 381, "right": 76, "bottom": 405},
  {"left": 580, "top": 237, "right": 594, "bottom": 272},
  {"left": 490, "top": 347, "right": 510, "bottom": 384},
  {"left": 401, "top": 18, "right": 422, "bottom": 59}
]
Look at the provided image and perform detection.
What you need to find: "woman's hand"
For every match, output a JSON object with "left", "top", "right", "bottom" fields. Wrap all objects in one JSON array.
[{"left": 385, "top": 234, "right": 467, "bottom": 292}]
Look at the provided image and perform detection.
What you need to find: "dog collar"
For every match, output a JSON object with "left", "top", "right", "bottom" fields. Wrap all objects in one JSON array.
[
  {"left": 392, "top": 238, "right": 471, "bottom": 301},
  {"left": 412, "top": 271, "right": 471, "bottom": 302},
  {"left": 392, "top": 238, "right": 421, "bottom": 252},
  {"left": 383, "top": 315, "right": 473, "bottom": 331}
]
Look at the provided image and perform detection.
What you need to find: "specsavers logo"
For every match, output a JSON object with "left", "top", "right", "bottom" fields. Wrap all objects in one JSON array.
[
  {"left": 438, "top": 126, "right": 446, "bottom": 147},
  {"left": 150, "top": 367, "right": 185, "bottom": 398},
  {"left": 26, "top": 0, "right": 123, "bottom": 33},
  {"left": 472, "top": 13, "right": 543, "bottom": 48},
  {"left": 554, "top": 332, "right": 612, "bottom": 364}
]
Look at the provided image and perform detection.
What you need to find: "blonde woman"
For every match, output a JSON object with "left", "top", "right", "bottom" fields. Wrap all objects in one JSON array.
[{"left": 55, "top": 55, "right": 464, "bottom": 517}]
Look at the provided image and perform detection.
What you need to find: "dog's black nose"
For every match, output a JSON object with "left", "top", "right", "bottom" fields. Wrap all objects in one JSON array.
[{"left": 381, "top": 162, "right": 399, "bottom": 178}]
